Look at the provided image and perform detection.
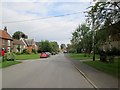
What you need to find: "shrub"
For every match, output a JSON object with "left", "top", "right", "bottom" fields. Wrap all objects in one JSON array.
[
  {"left": 21, "top": 49, "right": 29, "bottom": 54},
  {"left": 4, "top": 52, "right": 15, "bottom": 61},
  {"left": 106, "top": 47, "right": 120, "bottom": 56},
  {"left": 15, "top": 52, "right": 21, "bottom": 55},
  {"left": 68, "top": 49, "right": 77, "bottom": 53},
  {"left": 32, "top": 49, "right": 37, "bottom": 54}
]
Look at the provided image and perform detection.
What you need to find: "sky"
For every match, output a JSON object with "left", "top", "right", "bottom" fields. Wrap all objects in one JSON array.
[{"left": 1, "top": 0, "right": 93, "bottom": 45}]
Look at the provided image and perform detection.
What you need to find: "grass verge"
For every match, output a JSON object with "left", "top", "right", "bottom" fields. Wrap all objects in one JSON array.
[
  {"left": 68, "top": 53, "right": 99, "bottom": 60},
  {"left": 15, "top": 54, "right": 40, "bottom": 60},
  {"left": 0, "top": 61, "right": 21, "bottom": 68},
  {"left": 83, "top": 58, "right": 120, "bottom": 77}
]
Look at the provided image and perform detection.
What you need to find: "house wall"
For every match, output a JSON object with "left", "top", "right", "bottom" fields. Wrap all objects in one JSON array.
[
  {"left": 0, "top": 39, "right": 12, "bottom": 53},
  {"left": 2, "top": 39, "right": 8, "bottom": 52},
  {"left": 27, "top": 46, "right": 33, "bottom": 54},
  {"left": 100, "top": 40, "right": 120, "bottom": 51},
  {"left": 13, "top": 44, "right": 25, "bottom": 53}
]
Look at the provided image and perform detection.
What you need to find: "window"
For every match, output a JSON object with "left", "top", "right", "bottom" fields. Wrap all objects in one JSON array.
[{"left": 8, "top": 40, "right": 10, "bottom": 46}]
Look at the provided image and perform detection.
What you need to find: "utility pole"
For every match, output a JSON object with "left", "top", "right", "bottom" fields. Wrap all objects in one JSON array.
[{"left": 92, "top": 10, "right": 95, "bottom": 61}]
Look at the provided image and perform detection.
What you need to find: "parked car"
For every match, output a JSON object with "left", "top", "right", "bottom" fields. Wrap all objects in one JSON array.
[
  {"left": 45, "top": 52, "right": 51, "bottom": 57},
  {"left": 51, "top": 52, "right": 56, "bottom": 55},
  {"left": 40, "top": 52, "right": 48, "bottom": 58}
]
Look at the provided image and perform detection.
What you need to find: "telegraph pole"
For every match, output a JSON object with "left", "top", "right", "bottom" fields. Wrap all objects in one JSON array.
[{"left": 92, "top": 10, "right": 95, "bottom": 61}]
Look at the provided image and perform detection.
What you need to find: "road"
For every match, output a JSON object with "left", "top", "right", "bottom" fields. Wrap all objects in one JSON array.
[{"left": 2, "top": 53, "right": 94, "bottom": 88}]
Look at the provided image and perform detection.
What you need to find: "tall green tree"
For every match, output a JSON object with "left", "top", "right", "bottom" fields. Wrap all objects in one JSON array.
[
  {"left": 50, "top": 41, "right": 59, "bottom": 52},
  {"left": 12, "top": 31, "right": 28, "bottom": 40},
  {"left": 39, "top": 40, "right": 52, "bottom": 52},
  {"left": 86, "top": 1, "right": 120, "bottom": 41},
  {"left": 71, "top": 24, "right": 92, "bottom": 54}
]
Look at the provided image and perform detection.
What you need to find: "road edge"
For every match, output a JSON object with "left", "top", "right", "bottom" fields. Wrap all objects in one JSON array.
[{"left": 73, "top": 64, "right": 98, "bottom": 90}]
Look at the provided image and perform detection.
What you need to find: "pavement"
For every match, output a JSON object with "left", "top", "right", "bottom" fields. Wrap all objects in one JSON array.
[{"left": 65, "top": 54, "right": 119, "bottom": 89}]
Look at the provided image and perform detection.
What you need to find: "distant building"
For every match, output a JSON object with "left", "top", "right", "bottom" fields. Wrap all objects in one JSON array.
[
  {"left": 13, "top": 39, "right": 25, "bottom": 53},
  {"left": 20, "top": 38, "right": 38, "bottom": 53},
  {"left": 0, "top": 27, "right": 13, "bottom": 53}
]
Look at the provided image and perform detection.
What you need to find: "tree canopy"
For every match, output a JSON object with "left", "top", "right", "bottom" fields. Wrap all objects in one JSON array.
[
  {"left": 38, "top": 40, "right": 59, "bottom": 53},
  {"left": 12, "top": 31, "right": 28, "bottom": 40}
]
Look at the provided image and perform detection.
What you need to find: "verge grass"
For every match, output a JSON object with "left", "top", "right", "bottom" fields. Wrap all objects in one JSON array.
[
  {"left": 15, "top": 54, "right": 40, "bottom": 60},
  {"left": 0, "top": 61, "right": 21, "bottom": 68},
  {"left": 68, "top": 53, "right": 99, "bottom": 60},
  {"left": 83, "top": 58, "right": 120, "bottom": 77}
]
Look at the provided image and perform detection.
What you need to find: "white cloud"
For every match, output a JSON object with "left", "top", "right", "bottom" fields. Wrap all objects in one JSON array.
[
  {"left": 2, "top": 0, "right": 93, "bottom": 3},
  {"left": 2, "top": 2, "right": 91, "bottom": 45}
]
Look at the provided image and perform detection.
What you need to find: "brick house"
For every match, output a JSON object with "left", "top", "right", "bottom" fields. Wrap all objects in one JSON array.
[{"left": 0, "top": 27, "right": 13, "bottom": 54}]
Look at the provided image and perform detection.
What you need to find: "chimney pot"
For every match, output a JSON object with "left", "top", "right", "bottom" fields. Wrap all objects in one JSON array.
[{"left": 4, "top": 26, "right": 7, "bottom": 32}]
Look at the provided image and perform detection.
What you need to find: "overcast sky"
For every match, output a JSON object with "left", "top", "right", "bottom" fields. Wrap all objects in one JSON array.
[{"left": 1, "top": 0, "right": 92, "bottom": 45}]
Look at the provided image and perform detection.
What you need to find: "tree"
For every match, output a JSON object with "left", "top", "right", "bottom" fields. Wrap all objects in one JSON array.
[
  {"left": 86, "top": 1, "right": 120, "bottom": 41},
  {"left": 38, "top": 40, "right": 59, "bottom": 53},
  {"left": 50, "top": 42, "right": 59, "bottom": 52},
  {"left": 39, "top": 40, "right": 52, "bottom": 52},
  {"left": 12, "top": 31, "right": 28, "bottom": 40},
  {"left": 71, "top": 24, "right": 92, "bottom": 55},
  {"left": 85, "top": 1, "right": 120, "bottom": 61}
]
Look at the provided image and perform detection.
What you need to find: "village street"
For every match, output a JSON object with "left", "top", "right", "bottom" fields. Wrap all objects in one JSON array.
[{"left": 2, "top": 53, "right": 94, "bottom": 88}]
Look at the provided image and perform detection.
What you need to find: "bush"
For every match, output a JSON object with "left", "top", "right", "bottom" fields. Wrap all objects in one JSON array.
[
  {"left": 106, "top": 47, "right": 120, "bottom": 56},
  {"left": 32, "top": 49, "right": 37, "bottom": 54},
  {"left": 15, "top": 52, "right": 21, "bottom": 55},
  {"left": 68, "top": 49, "right": 77, "bottom": 53},
  {"left": 4, "top": 52, "right": 15, "bottom": 61},
  {"left": 21, "top": 49, "right": 29, "bottom": 54}
]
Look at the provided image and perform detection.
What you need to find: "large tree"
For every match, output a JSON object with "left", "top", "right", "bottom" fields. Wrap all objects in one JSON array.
[
  {"left": 71, "top": 24, "right": 92, "bottom": 54},
  {"left": 50, "top": 41, "right": 59, "bottom": 52},
  {"left": 86, "top": 1, "right": 120, "bottom": 41},
  {"left": 38, "top": 40, "right": 52, "bottom": 52},
  {"left": 12, "top": 31, "right": 28, "bottom": 40}
]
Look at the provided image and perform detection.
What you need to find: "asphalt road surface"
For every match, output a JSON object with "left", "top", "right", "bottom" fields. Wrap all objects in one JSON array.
[{"left": 2, "top": 53, "right": 94, "bottom": 88}]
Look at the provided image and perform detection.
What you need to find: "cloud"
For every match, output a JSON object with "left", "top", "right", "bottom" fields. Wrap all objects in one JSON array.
[
  {"left": 2, "top": 0, "right": 93, "bottom": 3},
  {"left": 2, "top": 2, "right": 91, "bottom": 45}
]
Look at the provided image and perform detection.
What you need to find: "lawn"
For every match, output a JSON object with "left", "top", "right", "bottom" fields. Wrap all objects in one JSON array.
[
  {"left": 0, "top": 61, "right": 21, "bottom": 68},
  {"left": 83, "top": 58, "right": 120, "bottom": 77},
  {"left": 15, "top": 54, "right": 40, "bottom": 60},
  {"left": 68, "top": 53, "right": 99, "bottom": 60}
]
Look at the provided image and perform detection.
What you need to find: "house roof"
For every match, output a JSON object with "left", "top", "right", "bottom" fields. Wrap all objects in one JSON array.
[
  {"left": 24, "top": 39, "right": 34, "bottom": 46},
  {"left": 13, "top": 39, "right": 25, "bottom": 45},
  {"left": 0, "top": 30, "right": 12, "bottom": 40}
]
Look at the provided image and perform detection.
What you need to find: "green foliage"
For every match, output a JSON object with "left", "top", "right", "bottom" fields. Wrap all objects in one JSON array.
[
  {"left": 84, "top": 59, "right": 120, "bottom": 77},
  {"left": 38, "top": 40, "right": 59, "bottom": 53},
  {"left": 38, "top": 40, "right": 52, "bottom": 52},
  {"left": 14, "top": 52, "right": 21, "bottom": 55},
  {"left": 68, "top": 53, "right": 99, "bottom": 60},
  {"left": 12, "top": 31, "right": 28, "bottom": 40},
  {"left": 68, "top": 49, "right": 77, "bottom": 53},
  {"left": 32, "top": 49, "right": 37, "bottom": 54},
  {"left": 21, "top": 49, "right": 29, "bottom": 54},
  {"left": 86, "top": 1, "right": 120, "bottom": 42},
  {"left": 50, "top": 41, "right": 59, "bottom": 52},
  {"left": 4, "top": 52, "right": 16, "bottom": 61},
  {"left": 15, "top": 54, "right": 40, "bottom": 60},
  {"left": 0, "top": 61, "right": 21, "bottom": 68},
  {"left": 106, "top": 47, "right": 120, "bottom": 56},
  {"left": 71, "top": 24, "right": 92, "bottom": 54}
]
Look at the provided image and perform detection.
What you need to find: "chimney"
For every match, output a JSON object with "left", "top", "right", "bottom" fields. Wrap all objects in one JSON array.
[{"left": 4, "top": 26, "right": 7, "bottom": 32}]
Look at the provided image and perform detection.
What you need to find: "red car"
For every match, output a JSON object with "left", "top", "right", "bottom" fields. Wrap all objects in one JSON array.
[{"left": 40, "top": 52, "right": 48, "bottom": 58}]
